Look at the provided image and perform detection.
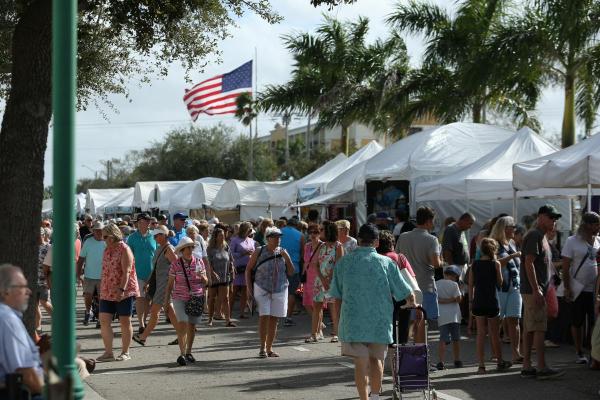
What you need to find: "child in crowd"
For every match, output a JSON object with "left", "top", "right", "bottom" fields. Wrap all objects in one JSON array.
[
  {"left": 469, "top": 238, "right": 511, "bottom": 374},
  {"left": 436, "top": 265, "right": 463, "bottom": 369}
]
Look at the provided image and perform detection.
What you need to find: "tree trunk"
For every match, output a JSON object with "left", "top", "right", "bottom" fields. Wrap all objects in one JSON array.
[
  {"left": 562, "top": 72, "right": 576, "bottom": 148},
  {"left": 341, "top": 123, "right": 349, "bottom": 155},
  {"left": 0, "top": 1, "right": 53, "bottom": 335},
  {"left": 306, "top": 113, "right": 311, "bottom": 156},
  {"left": 472, "top": 102, "right": 483, "bottom": 123}
]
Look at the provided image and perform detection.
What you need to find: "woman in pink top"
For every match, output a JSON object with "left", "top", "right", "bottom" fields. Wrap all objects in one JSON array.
[
  {"left": 97, "top": 223, "right": 139, "bottom": 363},
  {"left": 303, "top": 223, "right": 324, "bottom": 342},
  {"left": 165, "top": 237, "right": 208, "bottom": 366}
]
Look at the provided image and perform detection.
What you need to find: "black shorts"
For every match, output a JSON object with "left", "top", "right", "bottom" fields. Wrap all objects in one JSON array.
[
  {"left": 288, "top": 273, "right": 300, "bottom": 294},
  {"left": 99, "top": 297, "right": 135, "bottom": 317},
  {"left": 570, "top": 291, "right": 595, "bottom": 328},
  {"left": 472, "top": 307, "right": 500, "bottom": 319}
]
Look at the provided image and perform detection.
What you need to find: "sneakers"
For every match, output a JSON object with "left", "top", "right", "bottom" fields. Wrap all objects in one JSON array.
[
  {"left": 283, "top": 318, "right": 295, "bottom": 327},
  {"left": 436, "top": 362, "right": 445, "bottom": 370},
  {"left": 544, "top": 340, "right": 560, "bottom": 348},
  {"left": 115, "top": 352, "right": 131, "bottom": 361},
  {"left": 537, "top": 367, "right": 565, "bottom": 380},
  {"left": 576, "top": 353, "right": 589, "bottom": 365},
  {"left": 176, "top": 355, "right": 187, "bottom": 366},
  {"left": 83, "top": 312, "right": 90, "bottom": 326},
  {"left": 96, "top": 353, "right": 115, "bottom": 363},
  {"left": 185, "top": 353, "right": 196, "bottom": 363},
  {"left": 520, "top": 367, "right": 537, "bottom": 378}
]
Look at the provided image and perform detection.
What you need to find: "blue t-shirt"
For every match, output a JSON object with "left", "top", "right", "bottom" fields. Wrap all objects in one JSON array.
[
  {"left": 280, "top": 226, "right": 302, "bottom": 273},
  {"left": 168, "top": 228, "right": 187, "bottom": 247},
  {"left": 329, "top": 247, "right": 412, "bottom": 344},
  {"left": 0, "top": 303, "right": 43, "bottom": 384},
  {"left": 127, "top": 230, "right": 157, "bottom": 280},
  {"left": 79, "top": 237, "right": 106, "bottom": 279}
]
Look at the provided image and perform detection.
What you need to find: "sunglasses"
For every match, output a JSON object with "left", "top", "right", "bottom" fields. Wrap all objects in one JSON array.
[
  {"left": 102, "top": 236, "right": 111, "bottom": 240},
  {"left": 309, "top": 230, "right": 319, "bottom": 234}
]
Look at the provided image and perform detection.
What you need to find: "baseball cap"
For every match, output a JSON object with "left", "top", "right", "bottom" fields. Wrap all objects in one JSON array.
[
  {"left": 358, "top": 223, "right": 379, "bottom": 242},
  {"left": 376, "top": 211, "right": 393, "bottom": 221},
  {"left": 366, "top": 213, "right": 377, "bottom": 224},
  {"left": 538, "top": 204, "right": 562, "bottom": 220},
  {"left": 444, "top": 265, "right": 462, "bottom": 277},
  {"left": 173, "top": 212, "right": 188, "bottom": 220},
  {"left": 136, "top": 212, "right": 151, "bottom": 221},
  {"left": 265, "top": 227, "right": 283, "bottom": 238},
  {"left": 151, "top": 225, "right": 169, "bottom": 236},
  {"left": 92, "top": 221, "right": 104, "bottom": 230}
]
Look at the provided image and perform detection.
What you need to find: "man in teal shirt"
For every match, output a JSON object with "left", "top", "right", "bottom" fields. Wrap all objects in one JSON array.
[
  {"left": 329, "top": 223, "right": 415, "bottom": 400},
  {"left": 127, "top": 213, "right": 157, "bottom": 334}
]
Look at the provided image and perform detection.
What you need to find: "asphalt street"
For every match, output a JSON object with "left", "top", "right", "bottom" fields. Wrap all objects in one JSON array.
[{"left": 51, "top": 293, "right": 599, "bottom": 400}]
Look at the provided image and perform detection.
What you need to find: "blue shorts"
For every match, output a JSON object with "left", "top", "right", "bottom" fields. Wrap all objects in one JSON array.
[
  {"left": 99, "top": 297, "right": 135, "bottom": 317},
  {"left": 288, "top": 273, "right": 300, "bottom": 295},
  {"left": 439, "top": 323, "right": 460, "bottom": 344},
  {"left": 498, "top": 290, "right": 522, "bottom": 318},
  {"left": 411, "top": 291, "right": 439, "bottom": 321}
]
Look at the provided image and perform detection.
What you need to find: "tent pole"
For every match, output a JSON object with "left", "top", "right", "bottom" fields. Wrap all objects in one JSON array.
[
  {"left": 587, "top": 184, "right": 592, "bottom": 212},
  {"left": 513, "top": 189, "right": 518, "bottom": 221}
]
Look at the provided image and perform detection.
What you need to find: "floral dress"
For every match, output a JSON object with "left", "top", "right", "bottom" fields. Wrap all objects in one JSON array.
[
  {"left": 313, "top": 241, "right": 340, "bottom": 303},
  {"left": 100, "top": 241, "right": 139, "bottom": 302}
]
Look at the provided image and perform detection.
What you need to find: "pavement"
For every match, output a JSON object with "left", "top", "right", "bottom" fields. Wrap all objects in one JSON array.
[{"left": 49, "top": 294, "right": 599, "bottom": 400}]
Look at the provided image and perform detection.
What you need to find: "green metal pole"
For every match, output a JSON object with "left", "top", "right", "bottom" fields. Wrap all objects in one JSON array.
[{"left": 52, "top": 0, "right": 83, "bottom": 398}]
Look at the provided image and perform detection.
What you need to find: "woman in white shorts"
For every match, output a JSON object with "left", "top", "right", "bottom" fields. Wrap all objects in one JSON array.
[{"left": 246, "top": 227, "right": 295, "bottom": 358}]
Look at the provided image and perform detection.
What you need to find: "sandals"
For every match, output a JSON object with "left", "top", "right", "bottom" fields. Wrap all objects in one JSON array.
[
  {"left": 497, "top": 360, "right": 512, "bottom": 372},
  {"left": 305, "top": 336, "right": 318, "bottom": 344},
  {"left": 132, "top": 333, "right": 146, "bottom": 346},
  {"left": 225, "top": 321, "right": 237, "bottom": 327},
  {"left": 96, "top": 353, "right": 115, "bottom": 363},
  {"left": 168, "top": 338, "right": 179, "bottom": 345},
  {"left": 267, "top": 351, "right": 280, "bottom": 358},
  {"left": 115, "top": 352, "right": 131, "bottom": 361},
  {"left": 330, "top": 335, "right": 339, "bottom": 343},
  {"left": 258, "top": 350, "right": 267, "bottom": 358},
  {"left": 207, "top": 320, "right": 213, "bottom": 327}
]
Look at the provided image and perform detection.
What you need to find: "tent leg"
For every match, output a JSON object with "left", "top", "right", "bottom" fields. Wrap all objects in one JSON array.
[{"left": 587, "top": 184, "right": 592, "bottom": 212}]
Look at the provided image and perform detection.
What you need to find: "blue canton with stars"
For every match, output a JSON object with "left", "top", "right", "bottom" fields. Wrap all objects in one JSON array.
[{"left": 222, "top": 60, "right": 253, "bottom": 92}]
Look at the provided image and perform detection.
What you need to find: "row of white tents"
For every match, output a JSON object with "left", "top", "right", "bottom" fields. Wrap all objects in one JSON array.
[{"left": 52, "top": 122, "right": 599, "bottom": 230}]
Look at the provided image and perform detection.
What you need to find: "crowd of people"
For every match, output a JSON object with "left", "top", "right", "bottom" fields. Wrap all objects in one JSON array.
[{"left": 1, "top": 204, "right": 599, "bottom": 400}]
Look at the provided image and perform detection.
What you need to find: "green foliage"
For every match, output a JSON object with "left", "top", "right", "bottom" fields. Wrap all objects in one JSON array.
[
  {"left": 0, "top": 1, "right": 281, "bottom": 104},
  {"left": 78, "top": 124, "right": 338, "bottom": 189}
]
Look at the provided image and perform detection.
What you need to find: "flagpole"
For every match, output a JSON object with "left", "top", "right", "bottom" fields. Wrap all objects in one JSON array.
[{"left": 253, "top": 47, "right": 258, "bottom": 175}]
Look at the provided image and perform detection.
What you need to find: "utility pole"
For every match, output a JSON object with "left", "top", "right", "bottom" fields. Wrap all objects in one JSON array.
[{"left": 283, "top": 112, "right": 291, "bottom": 174}]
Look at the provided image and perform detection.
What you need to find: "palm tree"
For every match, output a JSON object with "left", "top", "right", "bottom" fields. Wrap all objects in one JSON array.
[
  {"left": 386, "top": 0, "right": 539, "bottom": 127},
  {"left": 260, "top": 16, "right": 409, "bottom": 155},
  {"left": 235, "top": 92, "right": 258, "bottom": 180},
  {"left": 492, "top": 0, "right": 600, "bottom": 146}
]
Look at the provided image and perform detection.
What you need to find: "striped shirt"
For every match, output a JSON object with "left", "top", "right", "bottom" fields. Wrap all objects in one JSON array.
[{"left": 169, "top": 256, "right": 205, "bottom": 301}]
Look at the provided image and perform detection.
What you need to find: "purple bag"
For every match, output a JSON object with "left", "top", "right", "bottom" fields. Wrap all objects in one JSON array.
[{"left": 397, "top": 344, "right": 428, "bottom": 376}]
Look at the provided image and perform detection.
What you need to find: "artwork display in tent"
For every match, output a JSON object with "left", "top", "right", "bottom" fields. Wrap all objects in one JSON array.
[{"left": 366, "top": 180, "right": 409, "bottom": 219}]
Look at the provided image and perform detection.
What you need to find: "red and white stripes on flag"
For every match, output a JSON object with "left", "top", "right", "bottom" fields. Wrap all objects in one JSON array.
[{"left": 183, "top": 61, "right": 253, "bottom": 121}]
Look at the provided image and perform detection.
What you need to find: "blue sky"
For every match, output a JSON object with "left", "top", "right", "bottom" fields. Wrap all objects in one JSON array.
[{"left": 43, "top": 0, "right": 567, "bottom": 186}]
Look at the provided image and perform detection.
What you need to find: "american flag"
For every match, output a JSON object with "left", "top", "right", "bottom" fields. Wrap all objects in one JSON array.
[{"left": 184, "top": 61, "right": 253, "bottom": 120}]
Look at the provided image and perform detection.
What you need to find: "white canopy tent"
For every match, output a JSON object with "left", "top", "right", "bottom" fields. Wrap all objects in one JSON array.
[
  {"left": 513, "top": 132, "right": 600, "bottom": 212},
  {"left": 210, "top": 179, "right": 291, "bottom": 221},
  {"left": 147, "top": 181, "right": 190, "bottom": 211},
  {"left": 42, "top": 199, "right": 53, "bottom": 216},
  {"left": 86, "top": 188, "right": 130, "bottom": 216},
  {"left": 355, "top": 123, "right": 516, "bottom": 223},
  {"left": 133, "top": 181, "right": 190, "bottom": 211},
  {"left": 168, "top": 177, "right": 226, "bottom": 216},
  {"left": 297, "top": 141, "right": 383, "bottom": 201},
  {"left": 76, "top": 193, "right": 86, "bottom": 215},
  {"left": 101, "top": 188, "right": 135, "bottom": 215}
]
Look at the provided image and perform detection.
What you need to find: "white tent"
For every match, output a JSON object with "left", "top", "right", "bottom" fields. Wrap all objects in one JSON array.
[
  {"left": 76, "top": 193, "right": 86, "bottom": 215},
  {"left": 297, "top": 141, "right": 383, "bottom": 201},
  {"left": 133, "top": 181, "right": 188, "bottom": 211},
  {"left": 416, "top": 127, "right": 558, "bottom": 201},
  {"left": 86, "top": 188, "right": 130, "bottom": 215},
  {"left": 147, "top": 181, "right": 190, "bottom": 211},
  {"left": 42, "top": 199, "right": 53, "bottom": 216},
  {"left": 210, "top": 179, "right": 291, "bottom": 221},
  {"left": 101, "top": 188, "right": 135, "bottom": 215},
  {"left": 513, "top": 132, "right": 600, "bottom": 194},
  {"left": 168, "top": 177, "right": 226, "bottom": 215}
]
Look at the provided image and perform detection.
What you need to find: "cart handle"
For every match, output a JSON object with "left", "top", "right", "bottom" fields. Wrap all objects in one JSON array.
[{"left": 400, "top": 304, "right": 427, "bottom": 321}]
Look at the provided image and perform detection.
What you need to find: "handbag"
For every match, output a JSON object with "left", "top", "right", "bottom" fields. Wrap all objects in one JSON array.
[
  {"left": 400, "top": 268, "right": 422, "bottom": 304},
  {"left": 545, "top": 281, "right": 559, "bottom": 319},
  {"left": 556, "top": 250, "right": 587, "bottom": 300},
  {"left": 147, "top": 245, "right": 168, "bottom": 298},
  {"left": 180, "top": 259, "right": 204, "bottom": 317}
]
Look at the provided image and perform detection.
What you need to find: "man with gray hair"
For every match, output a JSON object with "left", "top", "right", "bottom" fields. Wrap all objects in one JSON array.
[{"left": 0, "top": 264, "right": 43, "bottom": 398}]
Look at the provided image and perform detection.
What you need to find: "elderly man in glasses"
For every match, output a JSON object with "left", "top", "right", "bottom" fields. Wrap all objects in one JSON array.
[{"left": 0, "top": 264, "right": 43, "bottom": 398}]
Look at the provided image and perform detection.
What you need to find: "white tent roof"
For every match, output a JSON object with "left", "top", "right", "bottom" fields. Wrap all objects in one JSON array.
[
  {"left": 101, "top": 188, "right": 135, "bottom": 213},
  {"left": 76, "top": 193, "right": 86, "bottom": 214},
  {"left": 298, "top": 141, "right": 383, "bottom": 200},
  {"left": 416, "top": 127, "right": 558, "bottom": 201},
  {"left": 513, "top": 132, "right": 600, "bottom": 191},
  {"left": 133, "top": 181, "right": 189, "bottom": 211},
  {"left": 362, "top": 123, "right": 515, "bottom": 183},
  {"left": 42, "top": 199, "right": 53, "bottom": 215},
  {"left": 168, "top": 178, "right": 226, "bottom": 213},
  {"left": 211, "top": 180, "right": 273, "bottom": 210},
  {"left": 86, "top": 188, "right": 130, "bottom": 215},
  {"left": 147, "top": 181, "right": 190, "bottom": 210}
]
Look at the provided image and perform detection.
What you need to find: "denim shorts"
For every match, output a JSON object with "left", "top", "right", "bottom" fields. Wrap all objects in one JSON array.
[
  {"left": 99, "top": 296, "right": 135, "bottom": 317},
  {"left": 411, "top": 291, "right": 439, "bottom": 321},
  {"left": 288, "top": 273, "right": 300, "bottom": 295},
  {"left": 439, "top": 323, "right": 460, "bottom": 344}
]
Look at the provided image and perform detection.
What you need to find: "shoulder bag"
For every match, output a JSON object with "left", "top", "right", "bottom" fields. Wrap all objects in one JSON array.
[
  {"left": 556, "top": 249, "right": 588, "bottom": 301},
  {"left": 301, "top": 242, "right": 322, "bottom": 283},
  {"left": 146, "top": 245, "right": 168, "bottom": 298},
  {"left": 180, "top": 259, "right": 204, "bottom": 317}
]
